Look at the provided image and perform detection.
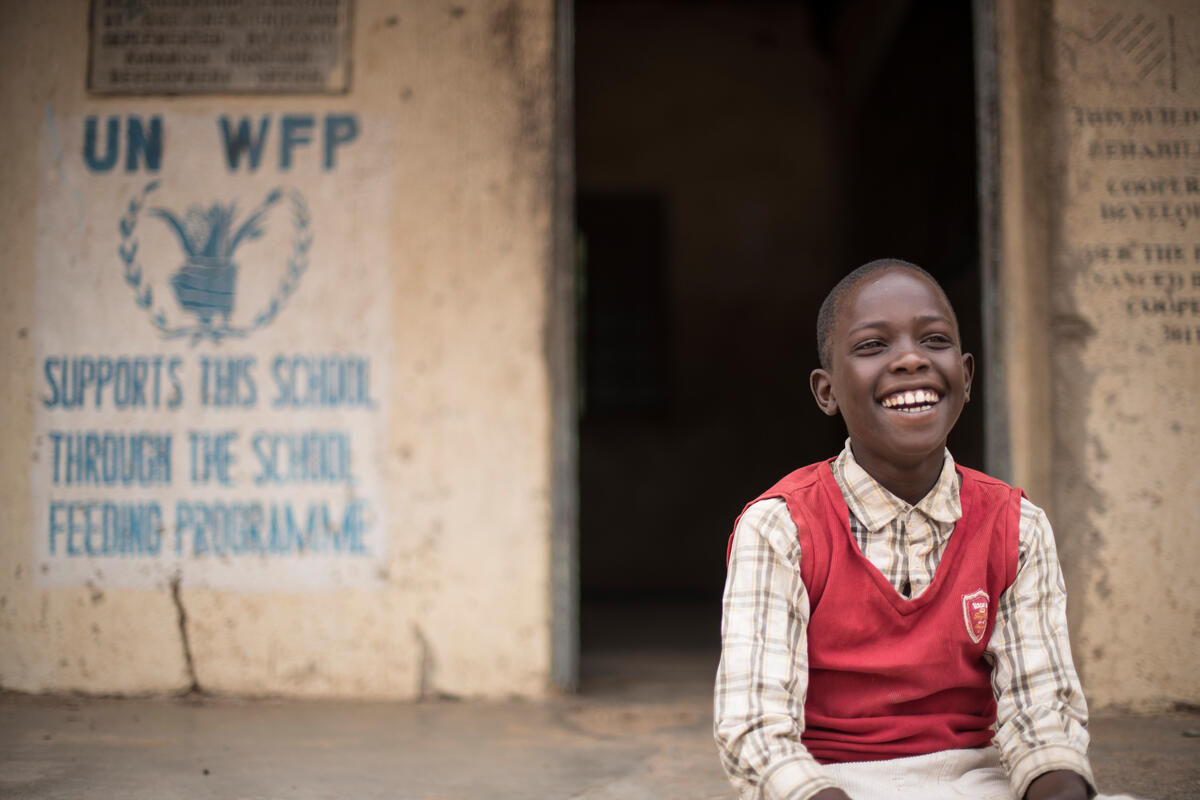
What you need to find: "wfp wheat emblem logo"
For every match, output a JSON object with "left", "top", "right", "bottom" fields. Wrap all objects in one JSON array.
[{"left": 118, "top": 181, "right": 311, "bottom": 343}]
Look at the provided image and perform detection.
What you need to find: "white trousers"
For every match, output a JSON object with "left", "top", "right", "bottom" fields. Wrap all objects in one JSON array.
[{"left": 822, "top": 746, "right": 1145, "bottom": 800}]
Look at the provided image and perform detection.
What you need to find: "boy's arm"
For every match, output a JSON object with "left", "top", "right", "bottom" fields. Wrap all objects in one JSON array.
[
  {"left": 714, "top": 499, "right": 842, "bottom": 800},
  {"left": 987, "top": 499, "right": 1097, "bottom": 799}
]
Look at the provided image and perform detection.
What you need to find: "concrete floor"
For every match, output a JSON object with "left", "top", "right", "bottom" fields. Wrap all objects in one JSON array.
[{"left": 2, "top": 648, "right": 1197, "bottom": 800}]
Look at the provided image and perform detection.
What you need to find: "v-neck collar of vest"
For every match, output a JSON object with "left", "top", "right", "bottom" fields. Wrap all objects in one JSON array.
[{"left": 818, "top": 462, "right": 971, "bottom": 616}]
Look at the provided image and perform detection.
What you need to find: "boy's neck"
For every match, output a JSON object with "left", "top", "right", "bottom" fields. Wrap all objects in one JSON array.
[{"left": 848, "top": 442, "right": 946, "bottom": 506}]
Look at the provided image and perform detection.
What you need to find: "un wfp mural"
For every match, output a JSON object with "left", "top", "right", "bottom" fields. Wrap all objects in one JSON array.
[
  {"left": 34, "top": 111, "right": 394, "bottom": 590},
  {"left": 0, "top": 0, "right": 559, "bottom": 699}
]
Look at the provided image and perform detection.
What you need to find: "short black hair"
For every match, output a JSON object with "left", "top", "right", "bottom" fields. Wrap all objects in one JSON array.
[{"left": 815, "top": 258, "right": 957, "bottom": 370}]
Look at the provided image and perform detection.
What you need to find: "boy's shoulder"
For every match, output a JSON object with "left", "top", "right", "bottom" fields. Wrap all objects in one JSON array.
[
  {"left": 955, "top": 463, "right": 1016, "bottom": 490},
  {"left": 729, "top": 460, "right": 841, "bottom": 565},
  {"left": 954, "top": 465, "right": 1032, "bottom": 512},
  {"left": 950, "top": 465, "right": 1017, "bottom": 496},
  {"left": 755, "top": 459, "right": 836, "bottom": 500},
  {"left": 734, "top": 460, "right": 837, "bottom": 535}
]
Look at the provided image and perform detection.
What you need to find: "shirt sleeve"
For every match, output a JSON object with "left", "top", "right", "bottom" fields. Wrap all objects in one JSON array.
[
  {"left": 714, "top": 498, "right": 839, "bottom": 800},
  {"left": 987, "top": 498, "right": 1097, "bottom": 799}
]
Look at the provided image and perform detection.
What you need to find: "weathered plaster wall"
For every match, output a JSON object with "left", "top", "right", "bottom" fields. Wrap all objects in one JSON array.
[
  {"left": 995, "top": 0, "right": 1200, "bottom": 709},
  {"left": 1049, "top": 0, "right": 1200, "bottom": 709},
  {"left": 0, "top": 0, "right": 559, "bottom": 698}
]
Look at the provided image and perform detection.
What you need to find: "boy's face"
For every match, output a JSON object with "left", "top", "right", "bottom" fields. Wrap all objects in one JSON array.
[{"left": 810, "top": 267, "right": 974, "bottom": 475}]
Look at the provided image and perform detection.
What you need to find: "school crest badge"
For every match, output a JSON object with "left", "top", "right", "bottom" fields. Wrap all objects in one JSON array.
[{"left": 962, "top": 589, "right": 989, "bottom": 644}]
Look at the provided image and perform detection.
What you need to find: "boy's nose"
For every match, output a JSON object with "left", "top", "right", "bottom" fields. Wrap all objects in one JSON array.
[{"left": 889, "top": 344, "right": 930, "bottom": 372}]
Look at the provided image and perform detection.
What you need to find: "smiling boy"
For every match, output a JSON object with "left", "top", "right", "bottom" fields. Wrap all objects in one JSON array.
[{"left": 715, "top": 260, "right": 1135, "bottom": 800}]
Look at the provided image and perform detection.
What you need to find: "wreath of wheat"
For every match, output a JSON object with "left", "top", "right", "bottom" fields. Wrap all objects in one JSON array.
[{"left": 118, "top": 181, "right": 312, "bottom": 344}]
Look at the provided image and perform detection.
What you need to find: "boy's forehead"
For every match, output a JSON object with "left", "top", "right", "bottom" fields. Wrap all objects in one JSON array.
[{"left": 836, "top": 267, "right": 956, "bottom": 331}]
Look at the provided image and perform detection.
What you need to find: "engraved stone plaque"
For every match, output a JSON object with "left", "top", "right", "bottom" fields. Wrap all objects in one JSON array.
[
  {"left": 1057, "top": 4, "right": 1200, "bottom": 351},
  {"left": 89, "top": 0, "right": 352, "bottom": 95}
]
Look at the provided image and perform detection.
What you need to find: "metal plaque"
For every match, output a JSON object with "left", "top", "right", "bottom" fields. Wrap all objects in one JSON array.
[{"left": 89, "top": 0, "right": 352, "bottom": 95}]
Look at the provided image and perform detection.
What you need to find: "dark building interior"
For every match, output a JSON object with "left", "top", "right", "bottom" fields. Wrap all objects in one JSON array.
[{"left": 574, "top": 0, "right": 982, "bottom": 682}]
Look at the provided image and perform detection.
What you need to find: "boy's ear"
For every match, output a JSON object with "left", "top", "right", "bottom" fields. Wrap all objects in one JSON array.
[
  {"left": 962, "top": 352, "right": 975, "bottom": 401},
  {"left": 810, "top": 368, "right": 839, "bottom": 416}
]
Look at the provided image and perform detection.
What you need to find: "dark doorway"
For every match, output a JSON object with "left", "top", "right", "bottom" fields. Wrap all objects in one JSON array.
[{"left": 574, "top": 0, "right": 982, "bottom": 687}]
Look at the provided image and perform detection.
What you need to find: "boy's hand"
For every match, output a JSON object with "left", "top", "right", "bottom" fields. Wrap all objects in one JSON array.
[
  {"left": 1024, "top": 770, "right": 1089, "bottom": 800},
  {"left": 811, "top": 789, "right": 853, "bottom": 800}
]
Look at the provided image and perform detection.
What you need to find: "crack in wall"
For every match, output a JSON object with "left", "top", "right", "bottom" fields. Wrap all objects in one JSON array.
[
  {"left": 169, "top": 572, "right": 203, "bottom": 695},
  {"left": 412, "top": 623, "right": 435, "bottom": 700}
]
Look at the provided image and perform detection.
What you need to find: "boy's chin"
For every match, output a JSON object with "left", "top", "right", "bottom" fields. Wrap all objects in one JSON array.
[
  {"left": 890, "top": 434, "right": 953, "bottom": 464},
  {"left": 877, "top": 404, "right": 960, "bottom": 442},
  {"left": 855, "top": 429, "right": 951, "bottom": 465}
]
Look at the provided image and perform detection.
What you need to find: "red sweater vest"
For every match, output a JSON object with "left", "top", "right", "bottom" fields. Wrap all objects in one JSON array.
[{"left": 730, "top": 460, "right": 1021, "bottom": 763}]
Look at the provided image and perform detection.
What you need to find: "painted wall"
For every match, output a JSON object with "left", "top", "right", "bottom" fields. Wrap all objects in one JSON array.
[
  {"left": 993, "top": 0, "right": 1200, "bottom": 709},
  {"left": 0, "top": 0, "right": 560, "bottom": 698}
]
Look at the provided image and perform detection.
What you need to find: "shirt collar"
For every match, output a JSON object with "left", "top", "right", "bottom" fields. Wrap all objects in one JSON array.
[{"left": 833, "top": 439, "right": 962, "bottom": 531}]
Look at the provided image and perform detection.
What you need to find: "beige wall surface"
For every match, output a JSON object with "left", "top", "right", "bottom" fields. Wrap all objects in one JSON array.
[
  {"left": 998, "top": 0, "right": 1200, "bottom": 709},
  {"left": 1049, "top": 0, "right": 1200, "bottom": 709},
  {"left": 0, "top": 0, "right": 559, "bottom": 698}
]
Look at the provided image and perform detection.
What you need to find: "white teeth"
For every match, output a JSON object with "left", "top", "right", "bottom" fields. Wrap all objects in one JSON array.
[{"left": 882, "top": 389, "right": 941, "bottom": 409}]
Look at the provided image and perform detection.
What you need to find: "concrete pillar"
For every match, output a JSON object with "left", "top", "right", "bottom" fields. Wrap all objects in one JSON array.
[{"left": 986, "top": 0, "right": 1200, "bottom": 709}]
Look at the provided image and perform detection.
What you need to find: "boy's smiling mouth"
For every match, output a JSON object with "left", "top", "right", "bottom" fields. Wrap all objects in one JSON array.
[{"left": 879, "top": 388, "right": 941, "bottom": 412}]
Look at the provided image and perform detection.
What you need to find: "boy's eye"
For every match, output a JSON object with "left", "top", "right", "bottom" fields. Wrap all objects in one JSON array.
[
  {"left": 923, "top": 333, "right": 953, "bottom": 347},
  {"left": 853, "top": 340, "right": 886, "bottom": 353}
]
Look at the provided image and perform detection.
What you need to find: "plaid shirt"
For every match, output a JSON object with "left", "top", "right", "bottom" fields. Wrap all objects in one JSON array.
[{"left": 714, "top": 442, "right": 1095, "bottom": 800}]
